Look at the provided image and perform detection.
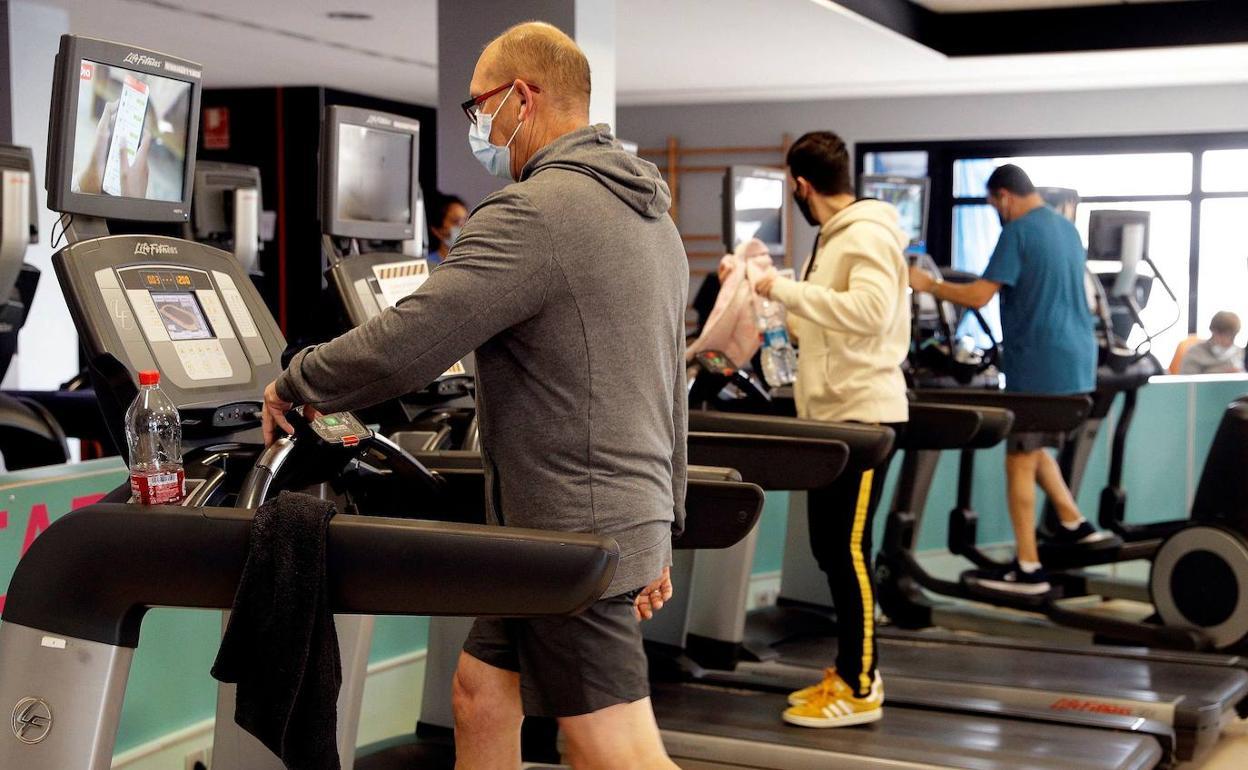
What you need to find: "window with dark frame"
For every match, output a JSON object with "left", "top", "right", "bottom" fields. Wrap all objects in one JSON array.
[{"left": 858, "top": 134, "right": 1248, "bottom": 367}]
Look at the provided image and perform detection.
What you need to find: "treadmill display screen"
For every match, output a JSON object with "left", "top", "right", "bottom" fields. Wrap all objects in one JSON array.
[
  {"left": 732, "top": 175, "right": 785, "bottom": 248},
  {"left": 151, "top": 291, "right": 213, "bottom": 340},
  {"left": 71, "top": 59, "right": 193, "bottom": 202},
  {"left": 335, "top": 123, "right": 413, "bottom": 225}
]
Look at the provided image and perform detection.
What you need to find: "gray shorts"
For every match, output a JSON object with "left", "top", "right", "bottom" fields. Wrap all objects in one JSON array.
[
  {"left": 462, "top": 589, "right": 650, "bottom": 718},
  {"left": 1007, "top": 431, "right": 1066, "bottom": 454}
]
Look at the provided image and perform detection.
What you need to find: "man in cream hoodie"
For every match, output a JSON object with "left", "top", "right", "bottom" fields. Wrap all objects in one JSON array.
[{"left": 752, "top": 131, "right": 910, "bottom": 728}]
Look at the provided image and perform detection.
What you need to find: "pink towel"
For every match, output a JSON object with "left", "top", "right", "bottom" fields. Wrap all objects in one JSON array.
[{"left": 688, "top": 238, "right": 774, "bottom": 366}]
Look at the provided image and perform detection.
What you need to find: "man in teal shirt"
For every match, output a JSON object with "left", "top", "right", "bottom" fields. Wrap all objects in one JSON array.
[{"left": 909, "top": 164, "right": 1112, "bottom": 595}]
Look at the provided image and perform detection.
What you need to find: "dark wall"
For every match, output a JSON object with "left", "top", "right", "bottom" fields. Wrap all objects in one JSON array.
[
  {"left": 197, "top": 86, "right": 436, "bottom": 346},
  {"left": 0, "top": 0, "right": 12, "bottom": 144}
]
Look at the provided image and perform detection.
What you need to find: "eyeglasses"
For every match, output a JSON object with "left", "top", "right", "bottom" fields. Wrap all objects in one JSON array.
[{"left": 462, "top": 81, "right": 542, "bottom": 126}]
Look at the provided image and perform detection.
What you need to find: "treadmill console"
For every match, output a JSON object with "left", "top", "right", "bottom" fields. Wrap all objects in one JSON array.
[
  {"left": 308, "top": 412, "right": 372, "bottom": 447},
  {"left": 54, "top": 234, "right": 285, "bottom": 444},
  {"left": 327, "top": 251, "right": 469, "bottom": 378},
  {"left": 689, "top": 349, "right": 774, "bottom": 411},
  {"left": 695, "top": 350, "right": 738, "bottom": 377}
]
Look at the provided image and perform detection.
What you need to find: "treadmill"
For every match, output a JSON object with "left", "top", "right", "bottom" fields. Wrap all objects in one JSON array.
[
  {"left": 761, "top": 399, "right": 1243, "bottom": 763},
  {"left": 672, "top": 354, "right": 1247, "bottom": 764},
  {"left": 38, "top": 34, "right": 538, "bottom": 770},
  {"left": 651, "top": 425, "right": 1166, "bottom": 769},
  {"left": 186, "top": 160, "right": 266, "bottom": 295},
  {"left": 319, "top": 105, "right": 477, "bottom": 453},
  {"left": 0, "top": 500, "right": 621, "bottom": 770},
  {"left": 633, "top": 358, "right": 1165, "bottom": 767},
  {"left": 0, "top": 143, "right": 71, "bottom": 469}
]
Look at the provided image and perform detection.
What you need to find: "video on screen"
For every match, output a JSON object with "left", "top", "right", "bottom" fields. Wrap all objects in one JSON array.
[
  {"left": 862, "top": 179, "right": 926, "bottom": 246},
  {"left": 71, "top": 59, "right": 192, "bottom": 202},
  {"left": 335, "top": 123, "right": 413, "bottom": 225}
]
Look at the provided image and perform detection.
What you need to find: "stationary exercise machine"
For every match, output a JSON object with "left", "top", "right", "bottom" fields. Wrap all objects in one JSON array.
[
  {"left": 0, "top": 499, "right": 622, "bottom": 770},
  {"left": 670, "top": 394, "right": 1248, "bottom": 764},
  {"left": 0, "top": 143, "right": 71, "bottom": 469},
  {"left": 319, "top": 105, "right": 477, "bottom": 452},
  {"left": 187, "top": 160, "right": 265, "bottom": 292},
  {"left": 39, "top": 34, "right": 518, "bottom": 770},
  {"left": 887, "top": 209, "right": 1248, "bottom": 652}
]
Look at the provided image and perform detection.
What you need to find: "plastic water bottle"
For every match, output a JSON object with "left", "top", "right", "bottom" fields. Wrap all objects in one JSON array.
[
  {"left": 125, "top": 370, "right": 185, "bottom": 505},
  {"left": 758, "top": 299, "right": 797, "bottom": 387}
]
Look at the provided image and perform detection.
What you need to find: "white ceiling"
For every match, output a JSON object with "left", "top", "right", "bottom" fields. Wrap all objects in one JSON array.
[
  {"left": 40, "top": 0, "right": 439, "bottom": 104},
  {"left": 914, "top": 0, "right": 1191, "bottom": 11},
  {"left": 29, "top": 0, "right": 1248, "bottom": 107},
  {"left": 615, "top": 0, "right": 1248, "bottom": 104}
]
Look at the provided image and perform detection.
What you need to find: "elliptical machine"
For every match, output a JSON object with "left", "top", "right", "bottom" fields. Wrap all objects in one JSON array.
[{"left": 883, "top": 204, "right": 1248, "bottom": 650}]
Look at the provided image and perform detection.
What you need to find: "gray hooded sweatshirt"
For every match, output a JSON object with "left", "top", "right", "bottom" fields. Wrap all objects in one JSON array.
[{"left": 276, "top": 124, "right": 689, "bottom": 597}]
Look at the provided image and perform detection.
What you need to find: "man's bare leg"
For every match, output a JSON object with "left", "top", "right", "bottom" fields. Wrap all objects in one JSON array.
[
  {"left": 1005, "top": 450, "right": 1042, "bottom": 564},
  {"left": 558, "top": 697, "right": 678, "bottom": 770},
  {"left": 1035, "top": 449, "right": 1083, "bottom": 524},
  {"left": 453, "top": 651, "right": 523, "bottom": 770}
]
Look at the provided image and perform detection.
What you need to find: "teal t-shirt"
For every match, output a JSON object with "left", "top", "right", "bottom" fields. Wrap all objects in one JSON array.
[{"left": 982, "top": 206, "right": 1096, "bottom": 395}]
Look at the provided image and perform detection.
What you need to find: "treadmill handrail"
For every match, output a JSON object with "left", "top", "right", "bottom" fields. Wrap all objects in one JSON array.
[
  {"left": 2, "top": 503, "right": 619, "bottom": 647},
  {"left": 688, "top": 432, "right": 850, "bottom": 491},
  {"left": 897, "top": 403, "right": 984, "bottom": 450},
  {"left": 677, "top": 478, "right": 765, "bottom": 551},
  {"left": 687, "top": 410, "right": 894, "bottom": 471},
  {"left": 408, "top": 450, "right": 745, "bottom": 483},
  {"left": 915, "top": 389, "right": 1091, "bottom": 434}
]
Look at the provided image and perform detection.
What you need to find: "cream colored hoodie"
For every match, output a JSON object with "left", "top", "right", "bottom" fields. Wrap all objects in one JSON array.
[{"left": 769, "top": 199, "right": 910, "bottom": 424}]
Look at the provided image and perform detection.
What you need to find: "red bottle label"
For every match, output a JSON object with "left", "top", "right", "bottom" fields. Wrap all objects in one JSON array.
[{"left": 130, "top": 468, "right": 186, "bottom": 505}]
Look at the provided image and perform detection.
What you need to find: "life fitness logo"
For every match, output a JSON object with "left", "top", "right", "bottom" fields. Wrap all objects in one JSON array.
[
  {"left": 79, "top": 62, "right": 93, "bottom": 81},
  {"left": 1049, "top": 698, "right": 1134, "bottom": 716},
  {"left": 11, "top": 697, "right": 52, "bottom": 745},
  {"left": 134, "top": 243, "right": 178, "bottom": 256},
  {"left": 123, "top": 52, "right": 162, "bottom": 69}
]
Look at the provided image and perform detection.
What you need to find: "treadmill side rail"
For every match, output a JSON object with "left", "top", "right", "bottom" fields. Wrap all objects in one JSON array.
[
  {"left": 0, "top": 622, "right": 132, "bottom": 770},
  {"left": 2, "top": 504, "right": 619, "bottom": 647}
]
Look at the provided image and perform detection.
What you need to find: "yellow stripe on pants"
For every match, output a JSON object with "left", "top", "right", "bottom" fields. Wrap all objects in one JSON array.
[{"left": 850, "top": 469, "right": 875, "bottom": 695}]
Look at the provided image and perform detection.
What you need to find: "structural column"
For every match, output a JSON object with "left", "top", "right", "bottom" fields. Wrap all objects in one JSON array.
[{"left": 436, "top": 0, "right": 617, "bottom": 206}]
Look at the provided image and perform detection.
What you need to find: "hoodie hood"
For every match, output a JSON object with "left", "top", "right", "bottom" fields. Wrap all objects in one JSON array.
[
  {"left": 521, "top": 124, "right": 672, "bottom": 219},
  {"left": 819, "top": 198, "right": 910, "bottom": 252}
]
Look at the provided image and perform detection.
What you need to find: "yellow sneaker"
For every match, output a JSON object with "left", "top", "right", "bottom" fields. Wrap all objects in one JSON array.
[
  {"left": 782, "top": 670, "right": 883, "bottom": 728},
  {"left": 787, "top": 667, "right": 837, "bottom": 707}
]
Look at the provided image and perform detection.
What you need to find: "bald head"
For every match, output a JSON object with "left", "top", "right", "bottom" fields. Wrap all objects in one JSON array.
[{"left": 478, "top": 21, "right": 591, "bottom": 118}]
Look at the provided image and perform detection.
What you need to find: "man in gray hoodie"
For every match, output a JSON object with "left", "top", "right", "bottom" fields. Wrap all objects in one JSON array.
[{"left": 262, "top": 21, "right": 687, "bottom": 770}]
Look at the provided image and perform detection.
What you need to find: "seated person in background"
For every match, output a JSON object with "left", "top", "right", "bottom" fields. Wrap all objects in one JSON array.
[
  {"left": 908, "top": 164, "right": 1114, "bottom": 597},
  {"left": 426, "top": 192, "right": 468, "bottom": 265},
  {"left": 1179, "top": 311, "right": 1245, "bottom": 374},
  {"left": 1168, "top": 334, "right": 1201, "bottom": 374}
]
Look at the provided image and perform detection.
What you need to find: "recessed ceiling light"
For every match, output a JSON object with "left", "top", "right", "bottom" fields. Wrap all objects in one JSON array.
[{"left": 327, "top": 11, "right": 373, "bottom": 21}]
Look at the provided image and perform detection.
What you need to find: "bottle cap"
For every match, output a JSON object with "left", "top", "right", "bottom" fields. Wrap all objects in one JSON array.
[{"left": 138, "top": 370, "right": 160, "bottom": 386}]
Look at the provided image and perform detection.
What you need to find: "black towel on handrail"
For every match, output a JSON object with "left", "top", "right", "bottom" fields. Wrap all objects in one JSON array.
[{"left": 212, "top": 491, "right": 342, "bottom": 770}]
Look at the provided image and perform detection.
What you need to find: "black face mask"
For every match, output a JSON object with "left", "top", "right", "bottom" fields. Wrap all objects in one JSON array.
[{"left": 793, "top": 190, "right": 819, "bottom": 227}]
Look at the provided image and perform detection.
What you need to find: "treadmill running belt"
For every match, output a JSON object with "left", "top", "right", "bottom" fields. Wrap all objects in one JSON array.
[
  {"left": 652, "top": 682, "right": 1162, "bottom": 770},
  {"left": 775, "top": 634, "right": 1248, "bottom": 714}
]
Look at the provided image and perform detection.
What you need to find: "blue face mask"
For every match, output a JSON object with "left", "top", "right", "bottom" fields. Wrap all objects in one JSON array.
[{"left": 468, "top": 85, "right": 524, "bottom": 181}]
